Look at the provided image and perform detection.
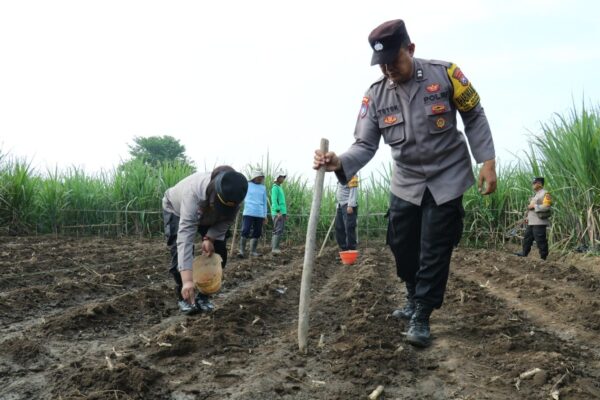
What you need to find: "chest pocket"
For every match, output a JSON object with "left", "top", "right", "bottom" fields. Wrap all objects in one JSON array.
[
  {"left": 424, "top": 101, "right": 453, "bottom": 134},
  {"left": 378, "top": 112, "right": 405, "bottom": 145}
]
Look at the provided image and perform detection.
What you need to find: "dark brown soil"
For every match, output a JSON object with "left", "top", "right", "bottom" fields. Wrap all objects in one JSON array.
[{"left": 1, "top": 236, "right": 599, "bottom": 399}]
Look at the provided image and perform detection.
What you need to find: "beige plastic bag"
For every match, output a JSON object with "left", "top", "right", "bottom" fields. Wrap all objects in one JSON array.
[{"left": 192, "top": 253, "right": 223, "bottom": 295}]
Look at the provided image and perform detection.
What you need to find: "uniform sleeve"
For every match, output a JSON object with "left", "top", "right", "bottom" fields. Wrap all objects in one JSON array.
[
  {"left": 447, "top": 63, "right": 495, "bottom": 164},
  {"left": 337, "top": 92, "right": 381, "bottom": 184},
  {"left": 206, "top": 218, "right": 233, "bottom": 242},
  {"left": 176, "top": 190, "right": 200, "bottom": 271},
  {"left": 347, "top": 186, "right": 358, "bottom": 207}
]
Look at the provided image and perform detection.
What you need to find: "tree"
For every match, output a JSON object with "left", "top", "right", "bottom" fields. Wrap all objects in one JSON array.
[{"left": 128, "top": 135, "right": 192, "bottom": 167}]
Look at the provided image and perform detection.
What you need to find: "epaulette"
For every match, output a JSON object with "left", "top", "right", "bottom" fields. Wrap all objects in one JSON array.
[
  {"left": 426, "top": 59, "right": 452, "bottom": 68},
  {"left": 368, "top": 75, "right": 386, "bottom": 89}
]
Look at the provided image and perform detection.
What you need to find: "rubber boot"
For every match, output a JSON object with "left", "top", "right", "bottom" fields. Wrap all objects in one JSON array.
[
  {"left": 250, "top": 238, "right": 261, "bottom": 257},
  {"left": 271, "top": 234, "right": 281, "bottom": 254},
  {"left": 406, "top": 302, "right": 433, "bottom": 348},
  {"left": 238, "top": 237, "right": 248, "bottom": 258},
  {"left": 392, "top": 282, "right": 416, "bottom": 320}
]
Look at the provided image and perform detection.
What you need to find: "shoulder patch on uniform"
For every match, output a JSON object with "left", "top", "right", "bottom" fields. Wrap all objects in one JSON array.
[
  {"left": 543, "top": 193, "right": 552, "bottom": 206},
  {"left": 348, "top": 176, "right": 359, "bottom": 188},
  {"left": 447, "top": 63, "right": 480, "bottom": 112},
  {"left": 358, "top": 96, "right": 369, "bottom": 119}
]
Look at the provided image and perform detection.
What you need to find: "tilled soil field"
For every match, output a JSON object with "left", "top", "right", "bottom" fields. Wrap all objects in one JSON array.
[{"left": 1, "top": 236, "right": 599, "bottom": 400}]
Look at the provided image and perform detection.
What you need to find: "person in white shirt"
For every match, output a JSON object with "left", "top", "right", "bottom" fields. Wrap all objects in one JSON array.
[{"left": 162, "top": 166, "right": 247, "bottom": 314}]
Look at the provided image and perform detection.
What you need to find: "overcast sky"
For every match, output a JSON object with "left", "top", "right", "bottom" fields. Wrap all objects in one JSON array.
[{"left": 1, "top": 0, "right": 599, "bottom": 185}]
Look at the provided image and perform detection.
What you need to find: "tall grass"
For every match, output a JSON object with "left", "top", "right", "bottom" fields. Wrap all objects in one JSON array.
[
  {"left": 524, "top": 103, "right": 600, "bottom": 251},
  {"left": 0, "top": 104, "right": 598, "bottom": 253},
  {"left": 0, "top": 158, "right": 38, "bottom": 234}
]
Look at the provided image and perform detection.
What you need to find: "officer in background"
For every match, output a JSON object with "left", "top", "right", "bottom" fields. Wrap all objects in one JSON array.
[
  {"left": 335, "top": 175, "right": 359, "bottom": 251},
  {"left": 314, "top": 19, "right": 497, "bottom": 347},
  {"left": 515, "top": 177, "right": 552, "bottom": 260}
]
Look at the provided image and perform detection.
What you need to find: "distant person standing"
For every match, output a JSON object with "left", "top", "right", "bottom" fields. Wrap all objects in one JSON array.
[
  {"left": 515, "top": 177, "right": 552, "bottom": 260},
  {"left": 162, "top": 166, "right": 247, "bottom": 314},
  {"left": 271, "top": 170, "right": 287, "bottom": 254},
  {"left": 239, "top": 169, "right": 268, "bottom": 258},
  {"left": 314, "top": 19, "right": 496, "bottom": 347},
  {"left": 335, "top": 175, "right": 359, "bottom": 251}
]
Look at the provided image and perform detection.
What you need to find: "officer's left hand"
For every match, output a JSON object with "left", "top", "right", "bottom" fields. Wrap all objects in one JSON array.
[
  {"left": 201, "top": 238, "right": 215, "bottom": 256},
  {"left": 478, "top": 159, "right": 497, "bottom": 195},
  {"left": 347, "top": 207, "right": 353, "bottom": 214}
]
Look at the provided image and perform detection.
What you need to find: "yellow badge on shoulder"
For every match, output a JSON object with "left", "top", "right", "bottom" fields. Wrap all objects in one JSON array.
[
  {"left": 348, "top": 175, "right": 359, "bottom": 188},
  {"left": 447, "top": 63, "right": 480, "bottom": 112}
]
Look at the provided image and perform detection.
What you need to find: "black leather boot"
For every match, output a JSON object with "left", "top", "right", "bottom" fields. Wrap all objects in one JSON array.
[
  {"left": 392, "top": 283, "right": 416, "bottom": 320},
  {"left": 406, "top": 302, "right": 433, "bottom": 348}
]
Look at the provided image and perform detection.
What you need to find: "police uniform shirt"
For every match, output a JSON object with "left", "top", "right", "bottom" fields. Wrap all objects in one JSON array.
[
  {"left": 162, "top": 172, "right": 235, "bottom": 271},
  {"left": 337, "top": 58, "right": 495, "bottom": 206},
  {"left": 526, "top": 188, "right": 552, "bottom": 226},
  {"left": 336, "top": 179, "right": 358, "bottom": 208}
]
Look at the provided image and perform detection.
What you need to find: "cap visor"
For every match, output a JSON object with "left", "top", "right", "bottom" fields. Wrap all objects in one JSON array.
[{"left": 370, "top": 49, "right": 398, "bottom": 66}]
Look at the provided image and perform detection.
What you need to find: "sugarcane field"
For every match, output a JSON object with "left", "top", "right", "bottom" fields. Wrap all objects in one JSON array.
[{"left": 2, "top": 107, "right": 600, "bottom": 399}]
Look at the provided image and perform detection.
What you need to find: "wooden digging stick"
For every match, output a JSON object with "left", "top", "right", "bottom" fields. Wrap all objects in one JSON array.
[{"left": 298, "top": 138, "right": 328, "bottom": 353}]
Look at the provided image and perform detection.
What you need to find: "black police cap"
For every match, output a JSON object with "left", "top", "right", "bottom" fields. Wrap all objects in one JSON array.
[
  {"left": 532, "top": 177, "right": 545, "bottom": 185},
  {"left": 214, "top": 171, "right": 248, "bottom": 217},
  {"left": 368, "top": 19, "right": 411, "bottom": 66}
]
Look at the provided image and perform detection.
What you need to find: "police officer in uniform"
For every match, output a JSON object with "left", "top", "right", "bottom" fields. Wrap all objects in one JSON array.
[
  {"left": 515, "top": 177, "right": 552, "bottom": 260},
  {"left": 314, "top": 19, "right": 497, "bottom": 347},
  {"left": 163, "top": 166, "right": 248, "bottom": 314},
  {"left": 335, "top": 175, "right": 359, "bottom": 251}
]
